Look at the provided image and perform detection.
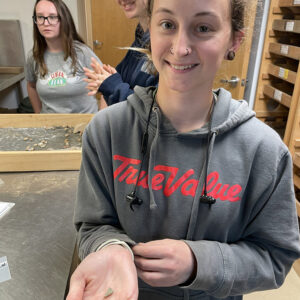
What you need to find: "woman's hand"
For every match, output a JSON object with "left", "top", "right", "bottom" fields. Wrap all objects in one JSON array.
[
  {"left": 132, "top": 239, "right": 196, "bottom": 287},
  {"left": 66, "top": 245, "right": 139, "bottom": 300},
  {"left": 83, "top": 58, "right": 115, "bottom": 96},
  {"left": 102, "top": 64, "right": 117, "bottom": 75}
]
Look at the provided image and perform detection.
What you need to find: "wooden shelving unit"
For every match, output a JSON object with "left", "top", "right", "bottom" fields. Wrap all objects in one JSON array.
[{"left": 254, "top": 0, "right": 300, "bottom": 218}]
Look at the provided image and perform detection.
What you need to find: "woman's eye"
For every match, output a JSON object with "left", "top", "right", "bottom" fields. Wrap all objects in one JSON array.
[
  {"left": 49, "top": 16, "right": 58, "bottom": 21},
  {"left": 197, "top": 25, "right": 210, "bottom": 33},
  {"left": 161, "top": 22, "right": 175, "bottom": 30}
]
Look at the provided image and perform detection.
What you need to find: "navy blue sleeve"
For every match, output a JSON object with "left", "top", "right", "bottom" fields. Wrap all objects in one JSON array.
[{"left": 99, "top": 72, "right": 135, "bottom": 106}]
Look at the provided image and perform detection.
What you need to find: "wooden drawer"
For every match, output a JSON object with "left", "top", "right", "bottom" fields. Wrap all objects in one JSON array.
[
  {"left": 263, "top": 84, "right": 292, "bottom": 108},
  {"left": 267, "top": 63, "right": 297, "bottom": 84},
  {"left": 278, "top": 0, "right": 300, "bottom": 7},
  {"left": 273, "top": 19, "right": 300, "bottom": 34},
  {"left": 269, "top": 43, "right": 300, "bottom": 60}
]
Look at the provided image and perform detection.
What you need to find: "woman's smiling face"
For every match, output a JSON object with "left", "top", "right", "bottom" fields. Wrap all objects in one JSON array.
[
  {"left": 117, "top": 0, "right": 148, "bottom": 19},
  {"left": 149, "top": 0, "right": 241, "bottom": 93}
]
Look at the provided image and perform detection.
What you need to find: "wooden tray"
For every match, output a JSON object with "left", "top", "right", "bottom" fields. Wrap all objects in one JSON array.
[{"left": 0, "top": 114, "right": 94, "bottom": 172}]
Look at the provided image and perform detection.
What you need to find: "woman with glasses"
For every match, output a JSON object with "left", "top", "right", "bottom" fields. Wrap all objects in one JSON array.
[{"left": 25, "top": 0, "right": 102, "bottom": 113}]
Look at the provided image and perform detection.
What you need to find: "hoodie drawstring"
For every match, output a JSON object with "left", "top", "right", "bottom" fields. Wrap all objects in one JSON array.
[
  {"left": 147, "top": 106, "right": 160, "bottom": 209},
  {"left": 126, "top": 97, "right": 155, "bottom": 211}
]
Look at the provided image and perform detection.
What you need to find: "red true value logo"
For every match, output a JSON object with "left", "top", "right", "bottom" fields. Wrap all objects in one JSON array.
[{"left": 113, "top": 155, "right": 242, "bottom": 202}]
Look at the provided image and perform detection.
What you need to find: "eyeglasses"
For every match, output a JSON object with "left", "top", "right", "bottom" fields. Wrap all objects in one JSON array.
[{"left": 32, "top": 15, "right": 60, "bottom": 25}]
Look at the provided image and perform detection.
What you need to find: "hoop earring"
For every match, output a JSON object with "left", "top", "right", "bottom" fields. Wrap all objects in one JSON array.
[
  {"left": 227, "top": 50, "right": 235, "bottom": 61},
  {"left": 170, "top": 47, "right": 174, "bottom": 55}
]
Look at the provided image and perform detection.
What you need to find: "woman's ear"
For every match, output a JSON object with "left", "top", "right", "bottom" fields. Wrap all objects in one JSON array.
[
  {"left": 231, "top": 30, "right": 244, "bottom": 53},
  {"left": 224, "top": 30, "right": 244, "bottom": 60}
]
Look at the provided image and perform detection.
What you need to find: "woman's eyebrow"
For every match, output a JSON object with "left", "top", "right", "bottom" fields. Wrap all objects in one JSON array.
[
  {"left": 153, "top": 8, "right": 174, "bottom": 15},
  {"left": 36, "top": 12, "right": 57, "bottom": 15},
  {"left": 154, "top": 8, "right": 219, "bottom": 18},
  {"left": 195, "top": 11, "right": 219, "bottom": 18}
]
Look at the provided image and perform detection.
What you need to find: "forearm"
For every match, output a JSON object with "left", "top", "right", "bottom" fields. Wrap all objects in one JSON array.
[
  {"left": 184, "top": 238, "right": 299, "bottom": 297},
  {"left": 183, "top": 152, "right": 300, "bottom": 296},
  {"left": 27, "top": 82, "right": 42, "bottom": 113}
]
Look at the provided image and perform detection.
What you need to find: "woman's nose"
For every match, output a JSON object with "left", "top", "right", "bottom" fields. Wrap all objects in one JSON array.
[{"left": 170, "top": 30, "right": 192, "bottom": 57}]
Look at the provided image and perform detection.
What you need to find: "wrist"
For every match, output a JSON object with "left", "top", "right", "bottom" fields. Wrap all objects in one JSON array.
[{"left": 97, "top": 239, "right": 134, "bottom": 261}]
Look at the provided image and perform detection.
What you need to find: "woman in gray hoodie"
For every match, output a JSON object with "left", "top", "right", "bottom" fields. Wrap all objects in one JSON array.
[{"left": 67, "top": 0, "right": 300, "bottom": 299}]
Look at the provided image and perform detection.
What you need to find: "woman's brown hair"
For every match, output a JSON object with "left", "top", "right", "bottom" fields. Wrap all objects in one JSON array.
[{"left": 32, "top": 0, "right": 85, "bottom": 77}]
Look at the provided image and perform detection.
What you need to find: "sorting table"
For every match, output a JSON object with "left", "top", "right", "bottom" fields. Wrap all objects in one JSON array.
[{"left": 0, "top": 171, "right": 79, "bottom": 300}]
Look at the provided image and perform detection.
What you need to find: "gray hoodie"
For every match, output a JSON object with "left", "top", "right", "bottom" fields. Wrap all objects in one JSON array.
[{"left": 74, "top": 86, "right": 300, "bottom": 300}]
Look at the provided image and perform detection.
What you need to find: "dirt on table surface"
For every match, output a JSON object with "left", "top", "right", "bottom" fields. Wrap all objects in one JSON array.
[{"left": 0, "top": 126, "right": 82, "bottom": 151}]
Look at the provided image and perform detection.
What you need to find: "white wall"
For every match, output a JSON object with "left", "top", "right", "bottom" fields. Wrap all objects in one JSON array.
[{"left": 0, "top": 0, "right": 78, "bottom": 109}]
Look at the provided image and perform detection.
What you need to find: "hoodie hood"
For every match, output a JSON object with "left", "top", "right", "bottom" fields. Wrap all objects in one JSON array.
[{"left": 128, "top": 86, "right": 256, "bottom": 137}]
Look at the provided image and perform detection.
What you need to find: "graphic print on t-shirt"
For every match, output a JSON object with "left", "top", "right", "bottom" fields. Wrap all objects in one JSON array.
[{"left": 48, "top": 70, "right": 67, "bottom": 87}]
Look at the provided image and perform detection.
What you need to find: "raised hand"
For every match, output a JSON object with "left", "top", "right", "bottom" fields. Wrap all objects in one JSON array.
[{"left": 83, "top": 58, "right": 113, "bottom": 96}]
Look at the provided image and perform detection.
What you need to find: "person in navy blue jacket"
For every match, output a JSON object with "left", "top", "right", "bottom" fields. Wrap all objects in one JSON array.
[{"left": 84, "top": 0, "right": 158, "bottom": 107}]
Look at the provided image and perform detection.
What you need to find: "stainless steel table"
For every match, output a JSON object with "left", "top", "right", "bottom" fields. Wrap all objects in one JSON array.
[{"left": 0, "top": 171, "right": 79, "bottom": 300}]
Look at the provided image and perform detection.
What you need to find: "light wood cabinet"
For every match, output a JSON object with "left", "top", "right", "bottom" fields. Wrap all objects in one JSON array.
[{"left": 254, "top": 0, "right": 300, "bottom": 217}]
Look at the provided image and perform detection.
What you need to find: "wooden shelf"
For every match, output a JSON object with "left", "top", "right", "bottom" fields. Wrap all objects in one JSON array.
[
  {"left": 0, "top": 67, "right": 24, "bottom": 74},
  {"left": 267, "top": 63, "right": 297, "bottom": 84},
  {"left": 255, "top": 110, "right": 288, "bottom": 118},
  {"left": 263, "top": 84, "right": 292, "bottom": 108},
  {"left": 269, "top": 43, "right": 300, "bottom": 61},
  {"left": 258, "top": 0, "right": 300, "bottom": 262},
  {"left": 254, "top": 0, "right": 300, "bottom": 147}
]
